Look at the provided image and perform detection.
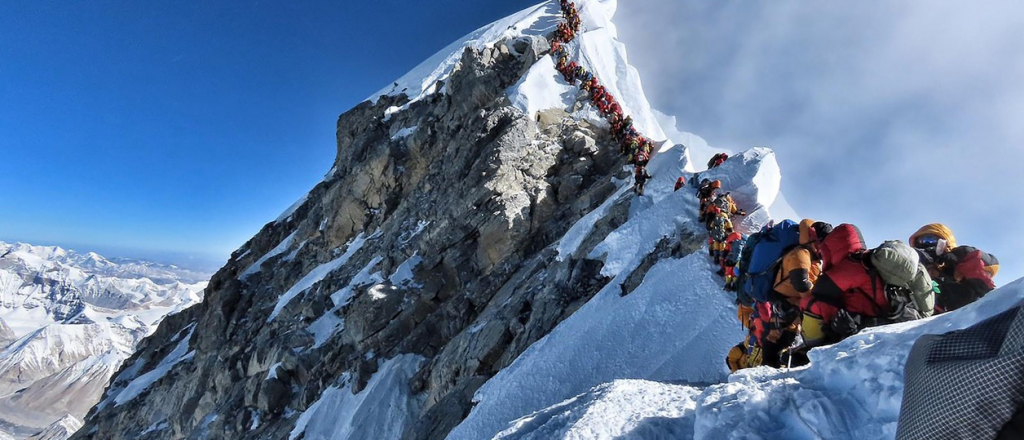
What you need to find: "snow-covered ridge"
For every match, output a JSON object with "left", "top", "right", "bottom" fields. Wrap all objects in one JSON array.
[
  {"left": 367, "top": 2, "right": 559, "bottom": 104},
  {"left": 0, "top": 241, "right": 208, "bottom": 439}
]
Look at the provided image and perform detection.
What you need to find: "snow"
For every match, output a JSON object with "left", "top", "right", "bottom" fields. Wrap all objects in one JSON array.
[
  {"left": 508, "top": 56, "right": 577, "bottom": 118},
  {"left": 584, "top": 144, "right": 777, "bottom": 278},
  {"left": 0, "top": 324, "right": 134, "bottom": 378},
  {"left": 493, "top": 380, "right": 700, "bottom": 440},
  {"left": 555, "top": 181, "right": 632, "bottom": 261},
  {"left": 307, "top": 256, "right": 384, "bottom": 349},
  {"left": 265, "top": 228, "right": 380, "bottom": 323},
  {"left": 367, "top": 2, "right": 560, "bottom": 105},
  {"left": 447, "top": 251, "right": 746, "bottom": 440},
  {"left": 307, "top": 310, "right": 345, "bottom": 350},
  {"left": 390, "top": 125, "right": 419, "bottom": 140},
  {"left": 398, "top": 220, "right": 430, "bottom": 245},
  {"left": 112, "top": 327, "right": 195, "bottom": 407},
  {"left": 275, "top": 194, "right": 308, "bottom": 224},
  {"left": 329, "top": 257, "right": 384, "bottom": 307},
  {"left": 289, "top": 355, "right": 426, "bottom": 440},
  {"left": 240, "top": 230, "right": 298, "bottom": 280},
  {"left": 141, "top": 421, "right": 168, "bottom": 435},
  {"left": 571, "top": 18, "right": 666, "bottom": 142},
  {"left": 388, "top": 254, "right": 423, "bottom": 287},
  {"left": 267, "top": 255, "right": 350, "bottom": 322},
  {"left": 265, "top": 362, "right": 282, "bottom": 381},
  {"left": 694, "top": 283, "right": 1024, "bottom": 440},
  {"left": 696, "top": 147, "right": 781, "bottom": 215}
]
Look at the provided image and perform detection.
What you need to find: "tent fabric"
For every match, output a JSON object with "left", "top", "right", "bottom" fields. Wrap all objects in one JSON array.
[{"left": 897, "top": 304, "right": 1024, "bottom": 440}]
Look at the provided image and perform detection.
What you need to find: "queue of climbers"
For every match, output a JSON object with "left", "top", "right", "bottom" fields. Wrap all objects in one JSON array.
[
  {"left": 546, "top": 0, "right": 1002, "bottom": 377},
  {"left": 551, "top": 0, "right": 656, "bottom": 196},
  {"left": 725, "top": 217, "right": 1000, "bottom": 372}
]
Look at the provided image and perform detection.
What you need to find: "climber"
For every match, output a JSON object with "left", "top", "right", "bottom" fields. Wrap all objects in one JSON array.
[
  {"left": 908, "top": 223, "right": 998, "bottom": 313},
  {"left": 633, "top": 165, "right": 652, "bottom": 196},
  {"left": 723, "top": 231, "right": 746, "bottom": 291},
  {"left": 708, "top": 209, "right": 734, "bottom": 270},
  {"left": 565, "top": 61, "right": 579, "bottom": 82},
  {"left": 774, "top": 220, "right": 832, "bottom": 306},
  {"left": 933, "top": 245, "right": 999, "bottom": 313},
  {"left": 635, "top": 149, "right": 650, "bottom": 167},
  {"left": 707, "top": 152, "right": 728, "bottom": 169},
  {"left": 697, "top": 180, "right": 720, "bottom": 223},
  {"left": 801, "top": 223, "right": 892, "bottom": 350},
  {"left": 674, "top": 177, "right": 685, "bottom": 192},
  {"left": 582, "top": 75, "right": 595, "bottom": 92},
  {"left": 727, "top": 333, "right": 755, "bottom": 373},
  {"left": 591, "top": 81, "right": 605, "bottom": 103},
  {"left": 608, "top": 102, "right": 622, "bottom": 123},
  {"left": 706, "top": 191, "right": 746, "bottom": 219},
  {"left": 770, "top": 220, "right": 832, "bottom": 367},
  {"left": 909, "top": 223, "right": 958, "bottom": 278}
]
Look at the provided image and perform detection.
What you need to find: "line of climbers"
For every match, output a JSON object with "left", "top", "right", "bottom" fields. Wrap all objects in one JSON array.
[
  {"left": 723, "top": 219, "right": 1000, "bottom": 372},
  {"left": 551, "top": 0, "right": 656, "bottom": 196},
  {"left": 550, "top": 1, "right": 1002, "bottom": 379},
  {"left": 683, "top": 157, "right": 999, "bottom": 372}
]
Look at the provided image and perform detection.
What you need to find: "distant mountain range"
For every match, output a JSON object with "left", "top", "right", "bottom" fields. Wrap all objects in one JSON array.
[{"left": 0, "top": 241, "right": 208, "bottom": 439}]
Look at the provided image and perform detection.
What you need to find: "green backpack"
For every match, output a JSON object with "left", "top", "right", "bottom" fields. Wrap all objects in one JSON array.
[{"left": 869, "top": 240, "right": 936, "bottom": 321}]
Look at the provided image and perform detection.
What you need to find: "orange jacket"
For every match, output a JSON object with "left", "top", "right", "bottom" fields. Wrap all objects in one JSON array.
[{"left": 773, "top": 219, "right": 822, "bottom": 305}]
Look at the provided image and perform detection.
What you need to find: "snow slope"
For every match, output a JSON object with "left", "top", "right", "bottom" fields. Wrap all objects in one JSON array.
[
  {"left": 289, "top": 355, "right": 426, "bottom": 440},
  {"left": 0, "top": 242, "right": 207, "bottom": 438},
  {"left": 448, "top": 1, "right": 1024, "bottom": 439}
]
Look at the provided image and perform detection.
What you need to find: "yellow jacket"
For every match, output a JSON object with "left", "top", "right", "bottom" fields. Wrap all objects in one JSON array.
[{"left": 773, "top": 219, "right": 822, "bottom": 305}]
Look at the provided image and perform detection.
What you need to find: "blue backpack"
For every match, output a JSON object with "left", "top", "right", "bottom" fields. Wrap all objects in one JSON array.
[{"left": 741, "top": 219, "right": 801, "bottom": 303}]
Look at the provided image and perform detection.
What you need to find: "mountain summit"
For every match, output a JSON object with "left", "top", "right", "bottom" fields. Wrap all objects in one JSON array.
[{"left": 71, "top": 1, "right": 1024, "bottom": 440}]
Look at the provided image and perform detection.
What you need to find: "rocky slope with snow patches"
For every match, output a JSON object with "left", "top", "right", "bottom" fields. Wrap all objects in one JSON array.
[
  {"left": 69, "top": 0, "right": 1021, "bottom": 439},
  {"left": 0, "top": 242, "right": 207, "bottom": 439},
  {"left": 71, "top": 0, "right": 719, "bottom": 438}
]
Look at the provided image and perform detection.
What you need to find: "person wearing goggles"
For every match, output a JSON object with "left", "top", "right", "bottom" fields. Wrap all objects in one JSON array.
[{"left": 909, "top": 223, "right": 998, "bottom": 313}]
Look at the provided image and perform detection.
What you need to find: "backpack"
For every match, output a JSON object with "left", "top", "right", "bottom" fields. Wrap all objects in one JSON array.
[
  {"left": 866, "top": 240, "right": 936, "bottom": 321},
  {"left": 727, "top": 235, "right": 745, "bottom": 263},
  {"left": 734, "top": 231, "right": 763, "bottom": 306},
  {"left": 741, "top": 220, "right": 801, "bottom": 303},
  {"left": 710, "top": 214, "right": 731, "bottom": 242},
  {"left": 712, "top": 193, "right": 732, "bottom": 213}
]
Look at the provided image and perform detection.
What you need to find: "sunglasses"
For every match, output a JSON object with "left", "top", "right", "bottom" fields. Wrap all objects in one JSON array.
[{"left": 915, "top": 235, "right": 940, "bottom": 248}]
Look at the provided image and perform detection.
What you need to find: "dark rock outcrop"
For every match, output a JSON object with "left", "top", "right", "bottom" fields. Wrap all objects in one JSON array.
[{"left": 73, "top": 36, "right": 700, "bottom": 440}]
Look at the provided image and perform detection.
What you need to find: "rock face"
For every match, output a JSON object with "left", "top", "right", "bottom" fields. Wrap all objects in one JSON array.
[
  {"left": 71, "top": 32, "right": 700, "bottom": 439},
  {"left": 71, "top": 1, "right": 721, "bottom": 435}
]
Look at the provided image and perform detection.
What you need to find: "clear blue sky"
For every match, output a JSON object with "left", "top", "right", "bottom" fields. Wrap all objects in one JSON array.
[
  {"left": 2, "top": 1, "right": 1021, "bottom": 284},
  {"left": 0, "top": 0, "right": 537, "bottom": 269}
]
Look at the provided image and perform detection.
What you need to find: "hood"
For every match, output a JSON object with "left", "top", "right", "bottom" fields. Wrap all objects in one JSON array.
[
  {"left": 799, "top": 219, "right": 815, "bottom": 245},
  {"left": 909, "top": 223, "right": 958, "bottom": 249},
  {"left": 819, "top": 224, "right": 865, "bottom": 270}
]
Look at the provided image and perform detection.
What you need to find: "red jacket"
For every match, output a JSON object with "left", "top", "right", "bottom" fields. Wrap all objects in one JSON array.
[{"left": 810, "top": 224, "right": 888, "bottom": 319}]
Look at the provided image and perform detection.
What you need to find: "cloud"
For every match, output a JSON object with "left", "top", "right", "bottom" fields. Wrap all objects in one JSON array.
[{"left": 616, "top": 1, "right": 1024, "bottom": 283}]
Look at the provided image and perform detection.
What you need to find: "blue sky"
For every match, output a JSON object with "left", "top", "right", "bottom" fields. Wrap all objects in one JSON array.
[
  {"left": 615, "top": 1, "right": 1024, "bottom": 285},
  {"left": 0, "top": 0, "right": 537, "bottom": 269},
  {"left": 1, "top": 1, "right": 1021, "bottom": 283}
]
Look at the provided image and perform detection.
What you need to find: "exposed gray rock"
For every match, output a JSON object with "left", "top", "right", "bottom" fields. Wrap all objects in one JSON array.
[{"left": 71, "top": 34, "right": 696, "bottom": 440}]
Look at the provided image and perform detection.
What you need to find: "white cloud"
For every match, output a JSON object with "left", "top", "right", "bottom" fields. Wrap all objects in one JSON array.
[{"left": 617, "top": 1, "right": 1024, "bottom": 283}]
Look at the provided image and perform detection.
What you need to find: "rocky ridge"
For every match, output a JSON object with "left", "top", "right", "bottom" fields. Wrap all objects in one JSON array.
[{"left": 73, "top": 2, "right": 728, "bottom": 439}]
